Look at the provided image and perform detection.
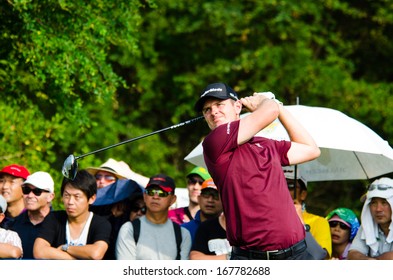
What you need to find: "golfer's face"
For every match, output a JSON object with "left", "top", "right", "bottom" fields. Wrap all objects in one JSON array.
[{"left": 202, "top": 99, "right": 238, "bottom": 129}]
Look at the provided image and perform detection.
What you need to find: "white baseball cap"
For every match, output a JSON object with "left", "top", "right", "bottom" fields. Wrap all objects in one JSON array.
[
  {"left": 282, "top": 165, "right": 308, "bottom": 189},
  {"left": 0, "top": 194, "right": 7, "bottom": 213},
  {"left": 23, "top": 171, "right": 55, "bottom": 193}
]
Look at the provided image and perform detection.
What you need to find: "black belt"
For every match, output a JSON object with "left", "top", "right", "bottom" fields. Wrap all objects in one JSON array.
[{"left": 232, "top": 239, "right": 307, "bottom": 260}]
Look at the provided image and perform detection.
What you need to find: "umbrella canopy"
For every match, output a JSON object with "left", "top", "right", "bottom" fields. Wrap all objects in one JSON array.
[
  {"left": 92, "top": 179, "right": 144, "bottom": 206},
  {"left": 185, "top": 105, "right": 393, "bottom": 182}
]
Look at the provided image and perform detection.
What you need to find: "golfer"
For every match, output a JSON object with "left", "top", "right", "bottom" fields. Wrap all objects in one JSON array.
[{"left": 195, "top": 82, "right": 320, "bottom": 260}]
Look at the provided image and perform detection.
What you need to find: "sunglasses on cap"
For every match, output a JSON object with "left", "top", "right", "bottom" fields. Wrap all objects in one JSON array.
[
  {"left": 22, "top": 186, "right": 50, "bottom": 196},
  {"left": 368, "top": 184, "right": 393, "bottom": 191},
  {"left": 187, "top": 177, "right": 204, "bottom": 185},
  {"left": 145, "top": 188, "right": 173, "bottom": 197},
  {"left": 200, "top": 189, "right": 220, "bottom": 200},
  {"left": 95, "top": 174, "right": 117, "bottom": 181},
  {"left": 329, "top": 221, "right": 350, "bottom": 230}
]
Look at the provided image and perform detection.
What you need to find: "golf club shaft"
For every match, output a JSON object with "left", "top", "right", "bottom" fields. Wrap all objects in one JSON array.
[{"left": 75, "top": 115, "right": 205, "bottom": 160}]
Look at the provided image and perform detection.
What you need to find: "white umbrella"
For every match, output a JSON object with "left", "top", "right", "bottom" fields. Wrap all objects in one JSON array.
[{"left": 184, "top": 105, "right": 393, "bottom": 182}]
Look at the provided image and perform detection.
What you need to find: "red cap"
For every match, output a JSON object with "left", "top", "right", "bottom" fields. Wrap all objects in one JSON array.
[
  {"left": 146, "top": 174, "right": 175, "bottom": 193},
  {"left": 0, "top": 164, "right": 30, "bottom": 180}
]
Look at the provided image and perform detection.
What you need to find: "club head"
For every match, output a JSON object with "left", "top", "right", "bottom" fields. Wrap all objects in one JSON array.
[{"left": 62, "top": 154, "right": 78, "bottom": 180}]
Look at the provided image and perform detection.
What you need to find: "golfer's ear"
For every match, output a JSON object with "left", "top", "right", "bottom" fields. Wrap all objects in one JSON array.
[{"left": 234, "top": 100, "right": 242, "bottom": 114}]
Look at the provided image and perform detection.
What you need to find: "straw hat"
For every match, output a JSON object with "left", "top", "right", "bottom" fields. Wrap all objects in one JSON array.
[{"left": 86, "top": 158, "right": 133, "bottom": 179}]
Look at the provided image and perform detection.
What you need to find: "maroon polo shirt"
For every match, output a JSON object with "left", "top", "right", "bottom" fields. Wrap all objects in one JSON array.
[{"left": 202, "top": 120, "right": 305, "bottom": 251}]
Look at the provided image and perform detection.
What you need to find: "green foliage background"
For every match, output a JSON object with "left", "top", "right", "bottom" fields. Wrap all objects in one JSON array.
[{"left": 1, "top": 0, "right": 392, "bottom": 216}]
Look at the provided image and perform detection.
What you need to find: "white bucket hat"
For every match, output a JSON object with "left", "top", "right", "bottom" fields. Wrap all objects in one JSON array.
[
  {"left": 23, "top": 171, "right": 55, "bottom": 193},
  {"left": 360, "top": 177, "right": 393, "bottom": 256}
]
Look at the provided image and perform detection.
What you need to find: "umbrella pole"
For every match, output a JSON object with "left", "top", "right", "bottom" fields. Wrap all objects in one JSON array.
[{"left": 294, "top": 165, "right": 298, "bottom": 200}]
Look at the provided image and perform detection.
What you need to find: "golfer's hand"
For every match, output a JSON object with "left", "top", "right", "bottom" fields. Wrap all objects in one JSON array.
[{"left": 240, "top": 93, "right": 270, "bottom": 112}]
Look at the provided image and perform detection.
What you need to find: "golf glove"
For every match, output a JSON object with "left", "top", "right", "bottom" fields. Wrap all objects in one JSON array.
[{"left": 255, "top": 91, "right": 283, "bottom": 105}]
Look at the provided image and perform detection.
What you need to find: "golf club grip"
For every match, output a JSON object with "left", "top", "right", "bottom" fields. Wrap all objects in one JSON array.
[{"left": 75, "top": 115, "right": 204, "bottom": 159}]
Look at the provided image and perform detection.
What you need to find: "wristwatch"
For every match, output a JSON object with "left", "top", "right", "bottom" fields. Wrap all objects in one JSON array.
[
  {"left": 304, "top": 224, "right": 311, "bottom": 232},
  {"left": 61, "top": 244, "right": 69, "bottom": 252}
]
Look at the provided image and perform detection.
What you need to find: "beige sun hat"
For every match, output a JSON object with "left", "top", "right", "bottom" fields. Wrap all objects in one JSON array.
[{"left": 86, "top": 158, "right": 133, "bottom": 180}]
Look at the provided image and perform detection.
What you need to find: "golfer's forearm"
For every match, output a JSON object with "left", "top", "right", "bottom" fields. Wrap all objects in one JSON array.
[
  {"left": 238, "top": 97, "right": 279, "bottom": 144},
  {"left": 279, "top": 106, "right": 317, "bottom": 147}
]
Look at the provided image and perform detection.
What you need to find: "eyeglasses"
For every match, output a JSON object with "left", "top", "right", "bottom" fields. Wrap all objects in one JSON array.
[
  {"left": 200, "top": 190, "right": 220, "bottom": 200},
  {"left": 131, "top": 206, "right": 146, "bottom": 214},
  {"left": 22, "top": 186, "right": 50, "bottom": 196},
  {"left": 145, "top": 188, "right": 173, "bottom": 197},
  {"left": 188, "top": 178, "right": 204, "bottom": 185},
  {"left": 329, "top": 221, "right": 350, "bottom": 230},
  {"left": 95, "top": 174, "right": 117, "bottom": 181},
  {"left": 368, "top": 184, "right": 393, "bottom": 191}
]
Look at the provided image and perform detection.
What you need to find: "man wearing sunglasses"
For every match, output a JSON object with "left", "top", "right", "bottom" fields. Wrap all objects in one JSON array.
[
  {"left": 116, "top": 174, "right": 192, "bottom": 260},
  {"left": 348, "top": 177, "right": 393, "bottom": 260},
  {"left": 168, "top": 166, "right": 211, "bottom": 225},
  {"left": 10, "top": 171, "right": 55, "bottom": 259},
  {"left": 87, "top": 158, "right": 149, "bottom": 189}
]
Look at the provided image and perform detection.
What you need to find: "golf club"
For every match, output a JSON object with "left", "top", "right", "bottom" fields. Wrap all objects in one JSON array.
[{"left": 62, "top": 115, "right": 204, "bottom": 179}]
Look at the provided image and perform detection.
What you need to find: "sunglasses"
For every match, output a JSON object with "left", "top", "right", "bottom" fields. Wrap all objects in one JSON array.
[
  {"left": 95, "top": 174, "right": 117, "bottom": 181},
  {"left": 131, "top": 206, "right": 146, "bottom": 214},
  {"left": 145, "top": 188, "right": 173, "bottom": 197},
  {"left": 368, "top": 184, "right": 393, "bottom": 191},
  {"left": 22, "top": 186, "right": 50, "bottom": 196},
  {"left": 329, "top": 221, "right": 350, "bottom": 230},
  {"left": 188, "top": 178, "right": 204, "bottom": 185},
  {"left": 200, "top": 190, "right": 220, "bottom": 200},
  {"left": 287, "top": 183, "right": 296, "bottom": 189}
]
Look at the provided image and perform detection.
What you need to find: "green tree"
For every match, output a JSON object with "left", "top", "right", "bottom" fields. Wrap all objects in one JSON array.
[{"left": 1, "top": 0, "right": 392, "bottom": 213}]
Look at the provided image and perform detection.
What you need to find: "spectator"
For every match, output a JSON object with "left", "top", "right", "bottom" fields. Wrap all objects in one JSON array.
[
  {"left": 33, "top": 170, "right": 111, "bottom": 259},
  {"left": 11, "top": 171, "right": 55, "bottom": 259},
  {"left": 168, "top": 166, "right": 211, "bottom": 224},
  {"left": 0, "top": 194, "right": 23, "bottom": 259},
  {"left": 86, "top": 158, "right": 149, "bottom": 189},
  {"left": 326, "top": 207, "right": 360, "bottom": 260},
  {"left": 128, "top": 192, "right": 146, "bottom": 222},
  {"left": 190, "top": 212, "right": 230, "bottom": 260},
  {"left": 195, "top": 83, "right": 320, "bottom": 260},
  {"left": 115, "top": 174, "right": 192, "bottom": 260},
  {"left": 0, "top": 164, "right": 30, "bottom": 228},
  {"left": 90, "top": 179, "right": 144, "bottom": 259},
  {"left": 348, "top": 177, "right": 393, "bottom": 260},
  {"left": 283, "top": 166, "right": 332, "bottom": 258},
  {"left": 182, "top": 178, "right": 223, "bottom": 242}
]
